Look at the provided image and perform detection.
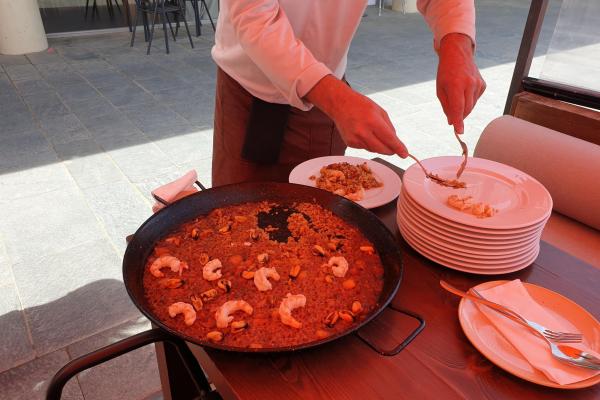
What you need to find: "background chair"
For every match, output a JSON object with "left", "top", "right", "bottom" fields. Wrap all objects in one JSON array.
[
  {"left": 184, "top": 0, "right": 215, "bottom": 37},
  {"left": 130, "top": 0, "right": 194, "bottom": 54}
]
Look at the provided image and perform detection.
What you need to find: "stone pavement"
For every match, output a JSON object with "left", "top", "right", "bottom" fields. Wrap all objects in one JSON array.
[{"left": 0, "top": 1, "right": 563, "bottom": 399}]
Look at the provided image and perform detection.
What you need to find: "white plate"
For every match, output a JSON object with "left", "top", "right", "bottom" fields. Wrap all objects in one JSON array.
[
  {"left": 398, "top": 222, "right": 539, "bottom": 274},
  {"left": 459, "top": 281, "right": 600, "bottom": 389},
  {"left": 401, "top": 188, "right": 547, "bottom": 237},
  {"left": 398, "top": 211, "right": 539, "bottom": 266},
  {"left": 289, "top": 156, "right": 401, "bottom": 209},
  {"left": 402, "top": 157, "right": 553, "bottom": 229},
  {"left": 398, "top": 205, "right": 541, "bottom": 257},
  {"left": 398, "top": 198, "right": 543, "bottom": 251}
]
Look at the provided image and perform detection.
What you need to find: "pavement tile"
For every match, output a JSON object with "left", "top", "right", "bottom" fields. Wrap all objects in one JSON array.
[
  {"left": 122, "top": 102, "right": 192, "bottom": 135},
  {"left": 56, "top": 82, "right": 101, "bottom": 103},
  {"left": 38, "top": 114, "right": 90, "bottom": 145},
  {"left": 60, "top": 48, "right": 101, "bottom": 63},
  {"left": 83, "top": 113, "right": 143, "bottom": 141},
  {"left": 54, "top": 139, "right": 126, "bottom": 189},
  {"left": 0, "top": 149, "right": 60, "bottom": 178},
  {"left": 15, "top": 239, "right": 139, "bottom": 355},
  {"left": 169, "top": 98, "right": 215, "bottom": 128},
  {"left": 4, "top": 64, "right": 41, "bottom": 81},
  {"left": 0, "top": 283, "right": 35, "bottom": 373},
  {"left": 153, "top": 129, "right": 213, "bottom": 165},
  {"left": 34, "top": 62, "right": 73, "bottom": 77},
  {"left": 0, "top": 130, "right": 53, "bottom": 164},
  {"left": 13, "top": 79, "right": 55, "bottom": 96},
  {"left": 82, "top": 181, "right": 151, "bottom": 255},
  {"left": 0, "top": 54, "right": 30, "bottom": 67},
  {"left": 134, "top": 76, "right": 190, "bottom": 94},
  {"left": 45, "top": 71, "right": 88, "bottom": 88},
  {"left": 26, "top": 50, "right": 65, "bottom": 65},
  {"left": 66, "top": 97, "right": 118, "bottom": 120},
  {"left": 0, "top": 240, "right": 13, "bottom": 284},
  {"left": 0, "top": 112, "right": 39, "bottom": 137},
  {"left": 0, "top": 186, "right": 105, "bottom": 265},
  {"left": 97, "top": 83, "right": 154, "bottom": 107},
  {"left": 80, "top": 69, "right": 132, "bottom": 89},
  {"left": 0, "top": 75, "right": 16, "bottom": 96},
  {"left": 0, "top": 350, "right": 84, "bottom": 400},
  {"left": 23, "top": 93, "right": 70, "bottom": 118},
  {"left": 68, "top": 317, "right": 161, "bottom": 400},
  {"left": 106, "top": 138, "right": 180, "bottom": 183}
]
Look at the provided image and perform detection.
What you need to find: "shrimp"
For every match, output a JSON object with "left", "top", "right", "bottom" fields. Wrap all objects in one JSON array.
[
  {"left": 278, "top": 293, "right": 306, "bottom": 329},
  {"left": 328, "top": 256, "right": 348, "bottom": 278},
  {"left": 214, "top": 300, "right": 253, "bottom": 328},
  {"left": 345, "top": 187, "right": 365, "bottom": 201},
  {"left": 324, "top": 169, "right": 345, "bottom": 182},
  {"left": 150, "top": 255, "right": 186, "bottom": 278},
  {"left": 203, "top": 258, "right": 222, "bottom": 281},
  {"left": 253, "top": 267, "right": 280, "bottom": 292},
  {"left": 168, "top": 302, "right": 196, "bottom": 326}
]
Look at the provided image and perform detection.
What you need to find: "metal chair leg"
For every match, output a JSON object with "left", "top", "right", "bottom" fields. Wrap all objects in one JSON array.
[
  {"left": 130, "top": 4, "right": 140, "bottom": 46},
  {"left": 179, "top": 0, "right": 194, "bottom": 48},
  {"left": 142, "top": 9, "right": 150, "bottom": 41},
  {"left": 85, "top": 0, "right": 90, "bottom": 18},
  {"left": 174, "top": 11, "right": 180, "bottom": 37},
  {"left": 107, "top": 0, "right": 114, "bottom": 17},
  {"left": 147, "top": 0, "right": 159, "bottom": 55},
  {"left": 201, "top": 0, "right": 215, "bottom": 31},
  {"left": 193, "top": 0, "right": 201, "bottom": 36},
  {"left": 160, "top": 2, "right": 170, "bottom": 54},
  {"left": 165, "top": 12, "right": 177, "bottom": 41}
]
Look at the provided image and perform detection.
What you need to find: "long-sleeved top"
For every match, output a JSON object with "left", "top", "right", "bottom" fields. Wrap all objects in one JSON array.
[{"left": 212, "top": 1, "right": 475, "bottom": 110}]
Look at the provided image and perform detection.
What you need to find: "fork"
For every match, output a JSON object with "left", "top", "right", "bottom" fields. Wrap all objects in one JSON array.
[
  {"left": 407, "top": 154, "right": 452, "bottom": 186},
  {"left": 470, "top": 288, "right": 582, "bottom": 343},
  {"left": 440, "top": 281, "right": 582, "bottom": 342},
  {"left": 470, "top": 288, "right": 600, "bottom": 370},
  {"left": 454, "top": 131, "right": 468, "bottom": 179}
]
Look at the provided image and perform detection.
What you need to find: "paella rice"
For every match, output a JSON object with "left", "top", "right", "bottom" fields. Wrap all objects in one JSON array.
[{"left": 143, "top": 201, "right": 385, "bottom": 349}]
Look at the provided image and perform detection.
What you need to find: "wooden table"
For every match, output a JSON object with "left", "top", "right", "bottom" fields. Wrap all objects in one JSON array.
[{"left": 158, "top": 160, "right": 600, "bottom": 399}]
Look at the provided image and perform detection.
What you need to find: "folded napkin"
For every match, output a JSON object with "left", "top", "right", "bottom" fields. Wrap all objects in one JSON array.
[
  {"left": 474, "top": 279, "right": 600, "bottom": 385},
  {"left": 151, "top": 170, "right": 199, "bottom": 213}
]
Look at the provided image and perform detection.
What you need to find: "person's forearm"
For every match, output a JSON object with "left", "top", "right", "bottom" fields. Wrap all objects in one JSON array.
[
  {"left": 304, "top": 75, "right": 408, "bottom": 157},
  {"left": 304, "top": 75, "right": 349, "bottom": 119},
  {"left": 439, "top": 33, "right": 473, "bottom": 58}
]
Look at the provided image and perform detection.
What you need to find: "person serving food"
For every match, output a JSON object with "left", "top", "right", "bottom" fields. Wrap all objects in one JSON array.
[{"left": 211, "top": 0, "right": 486, "bottom": 186}]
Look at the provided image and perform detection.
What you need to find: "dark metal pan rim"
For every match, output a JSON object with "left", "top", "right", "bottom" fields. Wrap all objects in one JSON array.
[{"left": 124, "top": 182, "right": 403, "bottom": 353}]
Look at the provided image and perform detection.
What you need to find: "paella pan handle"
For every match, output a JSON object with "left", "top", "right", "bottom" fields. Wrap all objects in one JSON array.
[
  {"left": 354, "top": 304, "right": 425, "bottom": 356},
  {"left": 45, "top": 328, "right": 208, "bottom": 400},
  {"left": 126, "top": 180, "right": 207, "bottom": 244},
  {"left": 152, "top": 180, "right": 206, "bottom": 207}
]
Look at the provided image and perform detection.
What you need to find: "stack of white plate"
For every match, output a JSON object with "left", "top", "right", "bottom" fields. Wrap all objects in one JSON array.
[{"left": 398, "top": 156, "right": 553, "bottom": 274}]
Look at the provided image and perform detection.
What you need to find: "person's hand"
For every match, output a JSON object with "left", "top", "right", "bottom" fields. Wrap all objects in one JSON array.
[
  {"left": 305, "top": 75, "right": 408, "bottom": 157},
  {"left": 437, "top": 33, "right": 486, "bottom": 134}
]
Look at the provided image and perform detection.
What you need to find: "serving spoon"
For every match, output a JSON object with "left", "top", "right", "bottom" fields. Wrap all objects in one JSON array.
[
  {"left": 454, "top": 131, "right": 468, "bottom": 179},
  {"left": 407, "top": 153, "right": 466, "bottom": 189}
]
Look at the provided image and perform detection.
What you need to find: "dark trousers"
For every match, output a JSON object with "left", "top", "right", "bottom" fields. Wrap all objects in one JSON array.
[{"left": 211, "top": 68, "right": 347, "bottom": 186}]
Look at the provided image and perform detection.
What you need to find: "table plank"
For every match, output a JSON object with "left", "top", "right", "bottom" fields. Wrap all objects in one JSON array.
[{"left": 188, "top": 160, "right": 600, "bottom": 399}]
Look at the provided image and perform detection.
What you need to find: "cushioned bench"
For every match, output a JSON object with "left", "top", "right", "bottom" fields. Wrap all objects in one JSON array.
[{"left": 474, "top": 116, "right": 600, "bottom": 269}]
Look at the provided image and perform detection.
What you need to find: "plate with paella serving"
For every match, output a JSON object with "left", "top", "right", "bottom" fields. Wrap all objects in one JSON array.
[{"left": 289, "top": 156, "right": 401, "bottom": 209}]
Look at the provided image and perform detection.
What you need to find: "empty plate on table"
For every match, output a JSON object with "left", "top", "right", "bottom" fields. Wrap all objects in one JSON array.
[
  {"left": 289, "top": 156, "right": 401, "bottom": 209},
  {"left": 402, "top": 156, "right": 553, "bottom": 230},
  {"left": 459, "top": 281, "right": 600, "bottom": 389}
]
